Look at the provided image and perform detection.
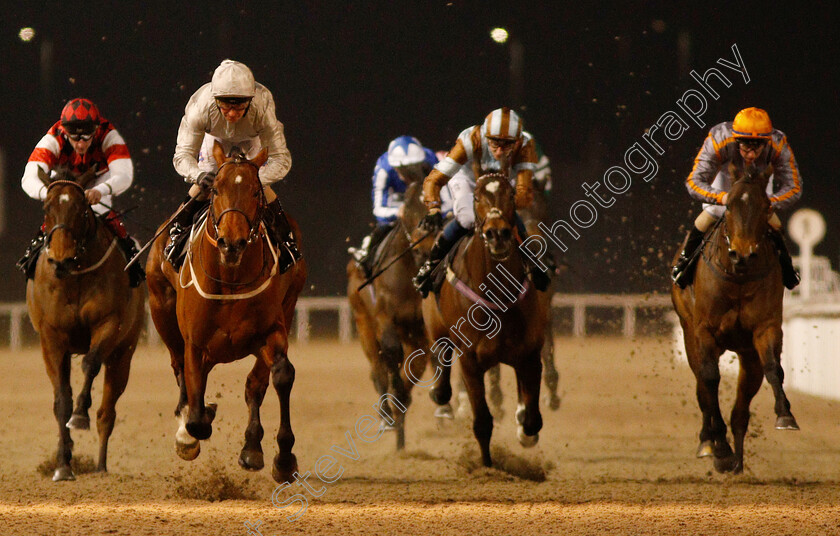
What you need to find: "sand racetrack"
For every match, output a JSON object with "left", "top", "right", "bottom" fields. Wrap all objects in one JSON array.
[{"left": 2, "top": 336, "right": 840, "bottom": 535}]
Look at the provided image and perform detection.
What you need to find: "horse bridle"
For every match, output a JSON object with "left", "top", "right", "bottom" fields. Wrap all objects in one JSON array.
[
  {"left": 44, "top": 180, "right": 97, "bottom": 265},
  {"left": 207, "top": 158, "right": 266, "bottom": 245}
]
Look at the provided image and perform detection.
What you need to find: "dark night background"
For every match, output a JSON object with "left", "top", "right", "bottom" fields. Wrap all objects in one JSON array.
[{"left": 0, "top": 1, "right": 837, "bottom": 301}]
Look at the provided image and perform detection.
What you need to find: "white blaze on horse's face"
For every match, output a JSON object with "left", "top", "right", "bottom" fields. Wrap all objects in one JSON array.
[
  {"left": 486, "top": 208, "right": 503, "bottom": 220},
  {"left": 235, "top": 175, "right": 243, "bottom": 184},
  {"left": 485, "top": 181, "right": 500, "bottom": 194},
  {"left": 741, "top": 192, "right": 749, "bottom": 203},
  {"left": 59, "top": 193, "right": 70, "bottom": 203}
]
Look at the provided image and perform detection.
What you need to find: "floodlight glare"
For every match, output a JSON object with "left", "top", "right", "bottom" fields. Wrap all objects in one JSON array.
[
  {"left": 19, "top": 27, "right": 35, "bottom": 42},
  {"left": 490, "top": 27, "right": 509, "bottom": 44}
]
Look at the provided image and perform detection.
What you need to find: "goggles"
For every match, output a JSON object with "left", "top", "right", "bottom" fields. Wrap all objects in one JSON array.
[
  {"left": 737, "top": 139, "right": 767, "bottom": 151},
  {"left": 215, "top": 98, "right": 251, "bottom": 112},
  {"left": 66, "top": 132, "right": 94, "bottom": 142},
  {"left": 487, "top": 137, "right": 516, "bottom": 149}
]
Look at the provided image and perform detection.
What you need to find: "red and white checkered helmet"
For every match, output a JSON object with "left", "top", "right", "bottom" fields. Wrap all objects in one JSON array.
[{"left": 483, "top": 107, "right": 522, "bottom": 141}]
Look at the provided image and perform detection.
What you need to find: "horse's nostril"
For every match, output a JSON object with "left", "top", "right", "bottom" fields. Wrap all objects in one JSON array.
[
  {"left": 500, "top": 228, "right": 511, "bottom": 241},
  {"left": 235, "top": 239, "right": 247, "bottom": 251},
  {"left": 728, "top": 250, "right": 738, "bottom": 261},
  {"left": 748, "top": 252, "right": 758, "bottom": 260}
]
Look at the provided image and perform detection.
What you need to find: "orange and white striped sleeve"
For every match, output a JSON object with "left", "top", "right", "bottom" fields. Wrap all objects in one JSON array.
[
  {"left": 423, "top": 134, "right": 469, "bottom": 211},
  {"left": 685, "top": 131, "right": 726, "bottom": 205},
  {"left": 767, "top": 133, "right": 802, "bottom": 210}
]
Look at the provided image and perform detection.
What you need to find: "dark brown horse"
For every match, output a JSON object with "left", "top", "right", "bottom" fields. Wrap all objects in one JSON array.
[
  {"left": 26, "top": 166, "right": 145, "bottom": 481},
  {"left": 146, "top": 142, "right": 307, "bottom": 483},
  {"left": 672, "top": 164, "right": 799, "bottom": 474},
  {"left": 347, "top": 181, "right": 434, "bottom": 449},
  {"left": 422, "top": 173, "right": 548, "bottom": 467}
]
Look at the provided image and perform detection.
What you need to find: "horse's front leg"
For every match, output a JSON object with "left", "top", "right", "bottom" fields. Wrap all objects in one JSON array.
[
  {"left": 691, "top": 329, "right": 734, "bottom": 472},
  {"left": 730, "top": 350, "right": 764, "bottom": 474},
  {"left": 69, "top": 325, "right": 119, "bottom": 431},
  {"left": 754, "top": 325, "right": 799, "bottom": 430},
  {"left": 177, "top": 343, "right": 215, "bottom": 461},
  {"left": 540, "top": 322, "right": 561, "bottom": 411},
  {"left": 239, "top": 358, "right": 270, "bottom": 471},
  {"left": 260, "top": 330, "right": 297, "bottom": 484},
  {"left": 40, "top": 331, "right": 75, "bottom": 481},
  {"left": 514, "top": 350, "right": 543, "bottom": 448},
  {"left": 487, "top": 364, "right": 504, "bottom": 420},
  {"left": 460, "top": 354, "right": 493, "bottom": 467}
]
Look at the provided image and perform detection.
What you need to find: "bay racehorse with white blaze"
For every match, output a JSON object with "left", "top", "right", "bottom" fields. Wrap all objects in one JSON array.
[{"left": 421, "top": 173, "right": 548, "bottom": 467}]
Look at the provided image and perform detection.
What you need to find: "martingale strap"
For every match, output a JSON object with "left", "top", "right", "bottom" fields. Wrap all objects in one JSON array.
[{"left": 445, "top": 266, "right": 530, "bottom": 310}]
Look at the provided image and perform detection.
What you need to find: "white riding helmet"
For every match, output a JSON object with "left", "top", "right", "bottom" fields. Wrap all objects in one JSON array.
[
  {"left": 211, "top": 60, "right": 256, "bottom": 98},
  {"left": 387, "top": 135, "right": 426, "bottom": 167}
]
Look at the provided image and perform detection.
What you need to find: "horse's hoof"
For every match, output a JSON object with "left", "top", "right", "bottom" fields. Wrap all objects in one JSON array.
[
  {"left": 238, "top": 449, "right": 264, "bottom": 471},
  {"left": 713, "top": 454, "right": 738, "bottom": 473},
  {"left": 517, "top": 426, "right": 539, "bottom": 448},
  {"left": 175, "top": 439, "right": 201, "bottom": 461},
  {"left": 696, "top": 440, "right": 714, "bottom": 458},
  {"left": 378, "top": 419, "right": 397, "bottom": 432},
  {"left": 52, "top": 466, "right": 76, "bottom": 482},
  {"left": 775, "top": 415, "right": 800, "bottom": 430},
  {"left": 515, "top": 404, "right": 526, "bottom": 425},
  {"left": 66, "top": 414, "right": 90, "bottom": 430},
  {"left": 434, "top": 404, "right": 454, "bottom": 420},
  {"left": 732, "top": 460, "right": 744, "bottom": 475},
  {"left": 546, "top": 393, "right": 561, "bottom": 411},
  {"left": 272, "top": 453, "right": 298, "bottom": 484}
]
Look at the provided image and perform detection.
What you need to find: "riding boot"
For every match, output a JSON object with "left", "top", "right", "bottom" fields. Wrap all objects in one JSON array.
[
  {"left": 768, "top": 228, "right": 801, "bottom": 289},
  {"left": 266, "top": 198, "right": 302, "bottom": 263},
  {"left": 118, "top": 236, "right": 146, "bottom": 288},
  {"left": 515, "top": 213, "right": 551, "bottom": 291},
  {"left": 672, "top": 226, "right": 705, "bottom": 289},
  {"left": 413, "top": 220, "right": 467, "bottom": 297},
  {"left": 164, "top": 196, "right": 207, "bottom": 263},
  {"left": 17, "top": 229, "right": 46, "bottom": 279},
  {"left": 356, "top": 223, "right": 395, "bottom": 278}
]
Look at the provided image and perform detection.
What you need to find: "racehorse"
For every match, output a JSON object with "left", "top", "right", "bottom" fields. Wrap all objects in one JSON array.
[
  {"left": 26, "top": 166, "right": 145, "bottom": 481},
  {"left": 672, "top": 163, "right": 799, "bottom": 474},
  {"left": 347, "top": 180, "right": 434, "bottom": 449},
  {"left": 454, "top": 178, "right": 561, "bottom": 419},
  {"left": 145, "top": 142, "right": 307, "bottom": 483},
  {"left": 422, "top": 173, "right": 547, "bottom": 467}
]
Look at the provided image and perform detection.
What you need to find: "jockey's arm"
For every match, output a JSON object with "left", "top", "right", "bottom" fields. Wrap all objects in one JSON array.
[
  {"left": 21, "top": 133, "right": 60, "bottom": 201},
  {"left": 91, "top": 129, "right": 134, "bottom": 199},
  {"left": 767, "top": 136, "right": 802, "bottom": 211},
  {"left": 173, "top": 110, "right": 207, "bottom": 184},
  {"left": 685, "top": 132, "right": 726, "bottom": 205},
  {"left": 372, "top": 167, "right": 399, "bottom": 222},
  {"left": 256, "top": 92, "right": 292, "bottom": 186},
  {"left": 423, "top": 139, "right": 468, "bottom": 212},
  {"left": 512, "top": 138, "right": 538, "bottom": 209}
]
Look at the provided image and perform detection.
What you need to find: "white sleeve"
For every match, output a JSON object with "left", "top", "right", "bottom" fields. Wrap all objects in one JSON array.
[
  {"left": 256, "top": 90, "right": 292, "bottom": 185},
  {"left": 93, "top": 130, "right": 134, "bottom": 196},
  {"left": 372, "top": 168, "right": 399, "bottom": 220},
  {"left": 173, "top": 96, "right": 208, "bottom": 183},
  {"left": 21, "top": 161, "right": 50, "bottom": 201}
]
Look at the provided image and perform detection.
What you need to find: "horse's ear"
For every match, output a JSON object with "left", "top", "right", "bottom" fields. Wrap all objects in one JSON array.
[
  {"left": 760, "top": 164, "right": 774, "bottom": 187},
  {"left": 212, "top": 140, "right": 226, "bottom": 167},
  {"left": 37, "top": 166, "right": 51, "bottom": 187},
  {"left": 252, "top": 148, "right": 268, "bottom": 169},
  {"left": 728, "top": 162, "right": 743, "bottom": 182},
  {"left": 77, "top": 164, "right": 98, "bottom": 189}
]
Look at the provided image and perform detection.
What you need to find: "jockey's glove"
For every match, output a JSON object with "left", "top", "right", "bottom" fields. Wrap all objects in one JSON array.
[
  {"left": 419, "top": 211, "right": 443, "bottom": 232},
  {"left": 196, "top": 171, "right": 217, "bottom": 193}
]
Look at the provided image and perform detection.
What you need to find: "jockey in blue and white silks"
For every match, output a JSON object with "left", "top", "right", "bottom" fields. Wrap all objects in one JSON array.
[{"left": 350, "top": 136, "right": 450, "bottom": 276}]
